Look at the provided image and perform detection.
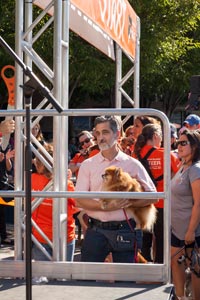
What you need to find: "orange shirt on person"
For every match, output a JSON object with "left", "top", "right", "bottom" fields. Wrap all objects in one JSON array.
[
  {"left": 31, "top": 173, "right": 78, "bottom": 243},
  {"left": 69, "top": 152, "right": 89, "bottom": 177},
  {"left": 133, "top": 145, "right": 179, "bottom": 208},
  {"left": 89, "top": 147, "right": 99, "bottom": 157}
]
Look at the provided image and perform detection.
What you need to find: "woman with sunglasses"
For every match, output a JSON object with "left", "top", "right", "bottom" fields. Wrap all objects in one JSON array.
[
  {"left": 171, "top": 129, "right": 200, "bottom": 300},
  {"left": 69, "top": 131, "right": 94, "bottom": 178}
]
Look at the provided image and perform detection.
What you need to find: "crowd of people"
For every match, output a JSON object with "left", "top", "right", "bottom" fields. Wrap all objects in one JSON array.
[
  {"left": 1, "top": 113, "right": 200, "bottom": 299},
  {"left": 69, "top": 113, "right": 200, "bottom": 299}
]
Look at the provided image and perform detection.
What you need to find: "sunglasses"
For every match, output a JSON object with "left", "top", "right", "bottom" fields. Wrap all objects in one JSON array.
[
  {"left": 176, "top": 140, "right": 190, "bottom": 147},
  {"left": 79, "top": 137, "right": 91, "bottom": 147}
]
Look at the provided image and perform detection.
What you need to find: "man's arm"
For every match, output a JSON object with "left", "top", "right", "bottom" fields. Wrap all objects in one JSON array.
[
  {"left": 127, "top": 198, "right": 158, "bottom": 207},
  {"left": 75, "top": 198, "right": 131, "bottom": 211}
]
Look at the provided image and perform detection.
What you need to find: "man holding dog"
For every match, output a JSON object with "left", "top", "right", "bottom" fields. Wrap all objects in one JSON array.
[{"left": 75, "top": 115, "right": 157, "bottom": 263}]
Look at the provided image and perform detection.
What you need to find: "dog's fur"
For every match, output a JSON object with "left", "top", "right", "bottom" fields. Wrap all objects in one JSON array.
[{"left": 101, "top": 166, "right": 157, "bottom": 230}]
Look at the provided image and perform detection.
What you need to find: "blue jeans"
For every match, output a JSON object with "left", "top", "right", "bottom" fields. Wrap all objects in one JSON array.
[
  {"left": 81, "top": 223, "right": 140, "bottom": 263},
  {"left": 32, "top": 239, "right": 75, "bottom": 261}
]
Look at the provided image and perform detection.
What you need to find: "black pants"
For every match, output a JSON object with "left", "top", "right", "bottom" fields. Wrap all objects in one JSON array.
[
  {"left": 141, "top": 230, "right": 153, "bottom": 262},
  {"left": 154, "top": 208, "right": 163, "bottom": 263}
]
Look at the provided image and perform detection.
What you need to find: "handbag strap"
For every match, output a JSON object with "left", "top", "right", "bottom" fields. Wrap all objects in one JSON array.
[
  {"left": 123, "top": 208, "right": 135, "bottom": 232},
  {"left": 123, "top": 208, "right": 139, "bottom": 262}
]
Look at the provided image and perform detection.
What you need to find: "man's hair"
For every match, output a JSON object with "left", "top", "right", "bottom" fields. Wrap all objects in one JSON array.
[{"left": 94, "top": 116, "right": 122, "bottom": 133}]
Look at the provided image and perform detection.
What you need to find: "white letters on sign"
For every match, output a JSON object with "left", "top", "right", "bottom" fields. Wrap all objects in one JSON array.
[{"left": 99, "top": 0, "right": 126, "bottom": 42}]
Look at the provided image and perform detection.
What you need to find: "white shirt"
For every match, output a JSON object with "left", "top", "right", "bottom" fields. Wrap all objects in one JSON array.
[{"left": 75, "top": 150, "right": 156, "bottom": 221}]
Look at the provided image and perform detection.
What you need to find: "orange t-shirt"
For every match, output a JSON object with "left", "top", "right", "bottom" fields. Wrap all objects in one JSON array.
[
  {"left": 69, "top": 152, "right": 88, "bottom": 177},
  {"left": 31, "top": 174, "right": 78, "bottom": 243},
  {"left": 89, "top": 148, "right": 99, "bottom": 157},
  {"left": 134, "top": 145, "right": 179, "bottom": 208}
]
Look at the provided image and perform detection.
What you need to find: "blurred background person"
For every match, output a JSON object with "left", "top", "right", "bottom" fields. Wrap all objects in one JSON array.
[
  {"left": 134, "top": 123, "right": 179, "bottom": 263},
  {"left": 31, "top": 122, "right": 45, "bottom": 173},
  {"left": 0, "top": 119, "right": 15, "bottom": 136},
  {"left": 183, "top": 114, "right": 200, "bottom": 131},
  {"left": 170, "top": 123, "right": 178, "bottom": 151},
  {"left": 0, "top": 134, "right": 15, "bottom": 245},
  {"left": 131, "top": 116, "right": 161, "bottom": 261},
  {"left": 31, "top": 143, "right": 78, "bottom": 283},
  {"left": 120, "top": 125, "right": 135, "bottom": 156},
  {"left": 133, "top": 116, "right": 161, "bottom": 142},
  {"left": 68, "top": 130, "right": 94, "bottom": 178},
  {"left": 68, "top": 136, "right": 78, "bottom": 162}
]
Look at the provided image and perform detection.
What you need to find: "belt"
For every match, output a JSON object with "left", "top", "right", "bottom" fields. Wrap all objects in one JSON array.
[{"left": 88, "top": 217, "right": 135, "bottom": 230}]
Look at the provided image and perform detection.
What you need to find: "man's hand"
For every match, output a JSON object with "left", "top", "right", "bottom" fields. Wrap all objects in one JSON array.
[
  {"left": 127, "top": 198, "right": 158, "bottom": 207},
  {"left": 0, "top": 120, "right": 15, "bottom": 135},
  {"left": 100, "top": 198, "right": 131, "bottom": 211}
]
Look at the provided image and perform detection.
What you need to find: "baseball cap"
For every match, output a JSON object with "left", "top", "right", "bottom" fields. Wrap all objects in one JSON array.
[
  {"left": 170, "top": 124, "right": 178, "bottom": 139},
  {"left": 183, "top": 114, "right": 200, "bottom": 126}
]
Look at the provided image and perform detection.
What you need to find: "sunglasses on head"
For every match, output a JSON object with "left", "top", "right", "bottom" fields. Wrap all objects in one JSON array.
[
  {"left": 176, "top": 140, "right": 190, "bottom": 146},
  {"left": 79, "top": 137, "right": 91, "bottom": 147}
]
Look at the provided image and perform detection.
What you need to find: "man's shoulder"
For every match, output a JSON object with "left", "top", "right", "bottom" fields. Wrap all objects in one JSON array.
[
  {"left": 118, "top": 150, "right": 140, "bottom": 163},
  {"left": 81, "top": 151, "right": 101, "bottom": 165}
]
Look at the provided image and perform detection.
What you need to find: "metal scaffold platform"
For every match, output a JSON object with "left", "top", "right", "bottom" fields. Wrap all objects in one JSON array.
[{"left": 0, "top": 1, "right": 174, "bottom": 299}]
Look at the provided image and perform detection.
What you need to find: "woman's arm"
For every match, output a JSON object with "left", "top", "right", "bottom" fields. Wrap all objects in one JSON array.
[{"left": 185, "top": 179, "right": 200, "bottom": 244}]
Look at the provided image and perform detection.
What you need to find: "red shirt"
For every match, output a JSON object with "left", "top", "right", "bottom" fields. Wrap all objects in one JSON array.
[
  {"left": 69, "top": 152, "right": 88, "bottom": 177},
  {"left": 31, "top": 174, "right": 78, "bottom": 243},
  {"left": 134, "top": 145, "right": 179, "bottom": 208}
]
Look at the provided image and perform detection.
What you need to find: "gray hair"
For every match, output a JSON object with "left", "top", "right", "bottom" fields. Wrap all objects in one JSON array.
[{"left": 94, "top": 116, "right": 122, "bottom": 133}]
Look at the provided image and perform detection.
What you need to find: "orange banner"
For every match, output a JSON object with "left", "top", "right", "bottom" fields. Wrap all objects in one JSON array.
[
  {"left": 71, "top": 0, "right": 138, "bottom": 58},
  {"left": 34, "top": 0, "right": 138, "bottom": 59}
]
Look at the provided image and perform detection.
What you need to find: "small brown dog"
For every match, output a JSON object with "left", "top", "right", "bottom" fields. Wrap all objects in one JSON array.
[{"left": 100, "top": 166, "right": 157, "bottom": 230}]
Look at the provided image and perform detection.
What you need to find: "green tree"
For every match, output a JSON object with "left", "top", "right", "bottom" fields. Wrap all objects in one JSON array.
[
  {"left": 69, "top": 33, "right": 116, "bottom": 108},
  {"left": 130, "top": 0, "right": 200, "bottom": 116},
  {"left": 0, "top": 0, "right": 199, "bottom": 117},
  {"left": 0, "top": 1, "right": 15, "bottom": 106}
]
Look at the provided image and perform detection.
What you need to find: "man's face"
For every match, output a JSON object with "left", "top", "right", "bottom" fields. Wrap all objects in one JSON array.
[
  {"left": 95, "top": 121, "right": 118, "bottom": 151},
  {"left": 185, "top": 123, "right": 199, "bottom": 131}
]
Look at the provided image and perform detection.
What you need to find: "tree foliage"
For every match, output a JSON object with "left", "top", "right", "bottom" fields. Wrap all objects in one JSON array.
[
  {"left": 0, "top": 0, "right": 199, "bottom": 116},
  {"left": 69, "top": 33, "right": 115, "bottom": 108},
  {"left": 130, "top": 0, "right": 200, "bottom": 116}
]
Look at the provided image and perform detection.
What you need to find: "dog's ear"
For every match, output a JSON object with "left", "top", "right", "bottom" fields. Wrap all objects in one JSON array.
[{"left": 114, "top": 167, "right": 121, "bottom": 179}]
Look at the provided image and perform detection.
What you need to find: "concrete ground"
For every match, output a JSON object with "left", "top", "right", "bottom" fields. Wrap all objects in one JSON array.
[
  {"left": 0, "top": 278, "right": 174, "bottom": 300},
  {"left": 0, "top": 224, "right": 174, "bottom": 300}
]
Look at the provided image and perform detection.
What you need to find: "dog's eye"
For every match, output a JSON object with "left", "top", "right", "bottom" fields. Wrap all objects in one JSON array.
[{"left": 102, "top": 173, "right": 108, "bottom": 179}]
